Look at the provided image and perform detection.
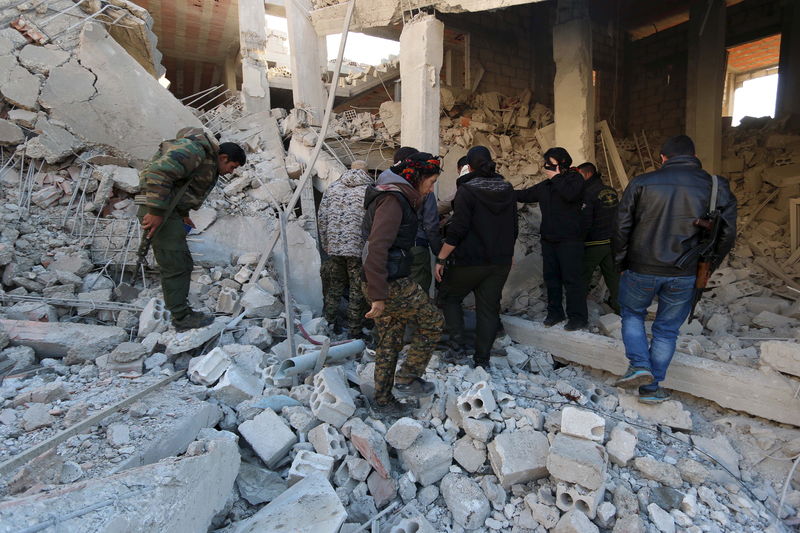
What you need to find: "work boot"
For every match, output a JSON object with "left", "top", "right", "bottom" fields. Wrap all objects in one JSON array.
[
  {"left": 543, "top": 314, "right": 565, "bottom": 327},
  {"left": 614, "top": 366, "right": 654, "bottom": 389},
  {"left": 471, "top": 355, "right": 490, "bottom": 369},
  {"left": 564, "top": 318, "right": 588, "bottom": 331},
  {"left": 372, "top": 398, "right": 412, "bottom": 419},
  {"left": 173, "top": 311, "right": 215, "bottom": 332},
  {"left": 393, "top": 377, "right": 436, "bottom": 398},
  {"left": 638, "top": 386, "right": 671, "bottom": 404}
]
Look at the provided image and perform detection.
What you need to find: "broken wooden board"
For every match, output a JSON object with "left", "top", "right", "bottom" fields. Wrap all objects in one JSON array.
[
  {"left": 501, "top": 315, "right": 800, "bottom": 427},
  {"left": 534, "top": 123, "right": 555, "bottom": 153},
  {"left": 598, "top": 120, "right": 629, "bottom": 189},
  {"left": 761, "top": 163, "right": 800, "bottom": 188}
]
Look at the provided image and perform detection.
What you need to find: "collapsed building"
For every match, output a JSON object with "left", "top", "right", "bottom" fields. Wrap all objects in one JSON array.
[{"left": 1, "top": 0, "right": 800, "bottom": 532}]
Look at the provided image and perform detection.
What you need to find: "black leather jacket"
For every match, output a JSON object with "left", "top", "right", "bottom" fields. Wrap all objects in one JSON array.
[{"left": 612, "top": 155, "right": 737, "bottom": 276}]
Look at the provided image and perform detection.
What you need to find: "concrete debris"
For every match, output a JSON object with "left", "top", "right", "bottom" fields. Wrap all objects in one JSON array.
[
  {"left": 238, "top": 408, "right": 297, "bottom": 468},
  {"left": 440, "top": 472, "right": 491, "bottom": 529},
  {"left": 488, "top": 429, "right": 550, "bottom": 489}
]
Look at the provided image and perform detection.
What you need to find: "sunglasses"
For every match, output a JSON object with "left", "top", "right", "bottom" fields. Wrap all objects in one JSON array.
[{"left": 544, "top": 162, "right": 558, "bottom": 171}]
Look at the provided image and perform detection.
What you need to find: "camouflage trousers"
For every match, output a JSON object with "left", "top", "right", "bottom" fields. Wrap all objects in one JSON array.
[
  {"left": 321, "top": 255, "right": 367, "bottom": 332},
  {"left": 363, "top": 277, "right": 444, "bottom": 404}
]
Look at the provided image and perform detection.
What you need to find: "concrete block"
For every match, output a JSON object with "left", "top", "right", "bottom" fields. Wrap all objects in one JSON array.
[
  {"left": 647, "top": 503, "right": 675, "bottom": 533},
  {"left": 618, "top": 394, "right": 692, "bottom": 431},
  {"left": 487, "top": 429, "right": 550, "bottom": 489},
  {"left": 347, "top": 417, "right": 391, "bottom": 479},
  {"left": 553, "top": 509, "right": 599, "bottom": 533},
  {"left": 211, "top": 366, "right": 263, "bottom": 407},
  {"left": 389, "top": 516, "right": 436, "bottom": 533},
  {"left": 556, "top": 481, "right": 605, "bottom": 519},
  {"left": 346, "top": 455, "right": 372, "bottom": 482},
  {"left": 546, "top": 433, "right": 607, "bottom": 490},
  {"left": 238, "top": 408, "right": 297, "bottom": 468},
  {"left": 310, "top": 366, "right": 355, "bottom": 428},
  {"left": 367, "top": 470, "right": 397, "bottom": 508},
  {"left": 385, "top": 417, "right": 423, "bottom": 450},
  {"left": 0, "top": 319, "right": 126, "bottom": 358},
  {"left": 308, "top": 423, "right": 347, "bottom": 460},
  {"left": 462, "top": 416, "right": 494, "bottom": 442},
  {"left": 607, "top": 423, "right": 638, "bottom": 467},
  {"left": 282, "top": 405, "right": 319, "bottom": 433},
  {"left": 524, "top": 496, "right": 559, "bottom": 529},
  {"left": 560, "top": 406, "right": 605, "bottom": 442},
  {"left": 287, "top": 450, "right": 334, "bottom": 486},
  {"left": 440, "top": 473, "right": 490, "bottom": 530},
  {"left": 187, "top": 347, "right": 231, "bottom": 386},
  {"left": 598, "top": 313, "right": 621, "bottom": 335},
  {"left": 760, "top": 341, "right": 800, "bottom": 377},
  {"left": 632, "top": 456, "right": 682, "bottom": 488},
  {"left": 457, "top": 380, "right": 497, "bottom": 419},
  {"left": 399, "top": 429, "right": 453, "bottom": 486},
  {"left": 138, "top": 298, "right": 170, "bottom": 337},
  {"left": 453, "top": 436, "right": 486, "bottom": 473},
  {"left": 236, "top": 462, "right": 287, "bottom": 505},
  {"left": 230, "top": 473, "right": 346, "bottom": 533},
  {"left": 216, "top": 287, "right": 238, "bottom": 314}
]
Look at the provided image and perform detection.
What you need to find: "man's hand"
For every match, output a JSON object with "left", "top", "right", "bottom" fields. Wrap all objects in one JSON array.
[
  {"left": 434, "top": 263, "right": 445, "bottom": 282},
  {"left": 365, "top": 301, "right": 385, "bottom": 319},
  {"left": 141, "top": 213, "right": 164, "bottom": 238},
  {"left": 183, "top": 216, "right": 195, "bottom": 229}
]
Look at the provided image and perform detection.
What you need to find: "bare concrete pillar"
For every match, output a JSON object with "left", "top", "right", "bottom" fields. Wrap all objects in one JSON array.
[
  {"left": 238, "top": 0, "right": 270, "bottom": 113},
  {"left": 553, "top": 0, "right": 594, "bottom": 165},
  {"left": 286, "top": 0, "right": 326, "bottom": 125},
  {"left": 776, "top": 0, "right": 800, "bottom": 119},
  {"left": 400, "top": 15, "right": 444, "bottom": 155},
  {"left": 686, "top": 0, "right": 726, "bottom": 175},
  {"left": 223, "top": 55, "right": 238, "bottom": 93}
]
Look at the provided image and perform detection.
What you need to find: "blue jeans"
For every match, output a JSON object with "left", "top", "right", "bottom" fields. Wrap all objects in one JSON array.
[{"left": 619, "top": 270, "right": 696, "bottom": 389}]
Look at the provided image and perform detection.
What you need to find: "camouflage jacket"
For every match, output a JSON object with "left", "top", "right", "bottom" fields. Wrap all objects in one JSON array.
[{"left": 138, "top": 127, "right": 219, "bottom": 216}]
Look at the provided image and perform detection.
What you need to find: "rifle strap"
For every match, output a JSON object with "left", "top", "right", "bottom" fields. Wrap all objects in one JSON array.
[{"left": 710, "top": 174, "right": 719, "bottom": 212}]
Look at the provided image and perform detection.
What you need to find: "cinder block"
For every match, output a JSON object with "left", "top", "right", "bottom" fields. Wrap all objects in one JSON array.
[
  {"left": 310, "top": 367, "right": 356, "bottom": 428},
  {"left": 239, "top": 408, "right": 297, "bottom": 468},
  {"left": 385, "top": 417, "right": 423, "bottom": 450},
  {"left": 487, "top": 429, "right": 550, "bottom": 489},
  {"left": 367, "top": 470, "right": 397, "bottom": 508},
  {"left": 546, "top": 433, "right": 607, "bottom": 491},
  {"left": 399, "top": 429, "right": 453, "bottom": 486},
  {"left": 138, "top": 297, "right": 170, "bottom": 336},
  {"left": 287, "top": 450, "right": 335, "bottom": 486},
  {"left": 346, "top": 455, "right": 372, "bottom": 482},
  {"left": 457, "top": 380, "right": 497, "bottom": 419},
  {"left": 560, "top": 406, "right": 606, "bottom": 443},
  {"left": 346, "top": 418, "right": 391, "bottom": 479},
  {"left": 308, "top": 423, "right": 348, "bottom": 460},
  {"left": 216, "top": 287, "right": 238, "bottom": 314},
  {"left": 556, "top": 481, "right": 605, "bottom": 519},
  {"left": 389, "top": 516, "right": 436, "bottom": 533},
  {"left": 187, "top": 347, "right": 231, "bottom": 386}
]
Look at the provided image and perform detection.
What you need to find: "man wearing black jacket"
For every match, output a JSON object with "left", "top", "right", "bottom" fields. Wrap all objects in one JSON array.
[
  {"left": 578, "top": 162, "right": 620, "bottom": 313},
  {"left": 612, "top": 135, "right": 737, "bottom": 404},
  {"left": 515, "top": 147, "right": 587, "bottom": 330}
]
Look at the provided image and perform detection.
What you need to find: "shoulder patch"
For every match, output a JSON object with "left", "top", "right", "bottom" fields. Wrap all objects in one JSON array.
[{"left": 598, "top": 188, "right": 618, "bottom": 207}]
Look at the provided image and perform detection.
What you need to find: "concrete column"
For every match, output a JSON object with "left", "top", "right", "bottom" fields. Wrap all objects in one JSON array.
[
  {"left": 776, "top": 0, "right": 800, "bottom": 119},
  {"left": 223, "top": 55, "right": 238, "bottom": 92},
  {"left": 399, "top": 14, "right": 444, "bottom": 155},
  {"left": 686, "top": 0, "right": 726, "bottom": 175},
  {"left": 238, "top": 0, "right": 270, "bottom": 113},
  {"left": 286, "top": 0, "right": 326, "bottom": 125},
  {"left": 552, "top": 0, "right": 594, "bottom": 165}
]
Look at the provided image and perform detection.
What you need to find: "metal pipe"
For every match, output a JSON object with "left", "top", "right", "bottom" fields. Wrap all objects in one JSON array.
[{"left": 274, "top": 339, "right": 365, "bottom": 379}]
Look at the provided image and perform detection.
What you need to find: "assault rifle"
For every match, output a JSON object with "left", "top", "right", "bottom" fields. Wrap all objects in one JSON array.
[{"left": 675, "top": 175, "right": 723, "bottom": 324}]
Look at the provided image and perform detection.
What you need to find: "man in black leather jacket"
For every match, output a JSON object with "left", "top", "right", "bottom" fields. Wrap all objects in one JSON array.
[{"left": 612, "top": 135, "right": 737, "bottom": 404}]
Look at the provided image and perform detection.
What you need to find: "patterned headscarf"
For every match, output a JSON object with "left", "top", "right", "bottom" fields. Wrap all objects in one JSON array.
[{"left": 393, "top": 152, "right": 441, "bottom": 183}]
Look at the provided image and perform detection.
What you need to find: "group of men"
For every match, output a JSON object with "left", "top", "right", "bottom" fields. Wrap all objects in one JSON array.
[{"left": 139, "top": 126, "right": 736, "bottom": 406}]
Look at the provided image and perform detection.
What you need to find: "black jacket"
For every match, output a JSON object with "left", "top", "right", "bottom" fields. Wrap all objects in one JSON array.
[
  {"left": 515, "top": 169, "right": 585, "bottom": 242},
  {"left": 581, "top": 173, "right": 619, "bottom": 245},
  {"left": 612, "top": 155, "right": 737, "bottom": 276},
  {"left": 362, "top": 184, "right": 418, "bottom": 283},
  {"left": 444, "top": 172, "right": 518, "bottom": 266}
]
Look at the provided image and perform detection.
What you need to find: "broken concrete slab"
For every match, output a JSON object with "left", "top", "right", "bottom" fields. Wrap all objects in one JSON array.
[
  {"left": 690, "top": 434, "right": 741, "bottom": 478},
  {"left": 385, "top": 416, "right": 423, "bottom": 450},
  {"left": 488, "top": 429, "right": 550, "bottom": 489},
  {"left": 501, "top": 315, "right": 800, "bottom": 427},
  {"left": 618, "top": 394, "right": 693, "bottom": 431},
  {"left": 0, "top": 118, "right": 24, "bottom": 146},
  {"left": 230, "top": 473, "right": 345, "bottom": 533},
  {"left": 346, "top": 417, "right": 392, "bottom": 479},
  {"left": 0, "top": 319, "right": 126, "bottom": 358},
  {"left": 560, "top": 406, "right": 605, "bottom": 442},
  {"left": 287, "top": 450, "right": 335, "bottom": 486},
  {"left": 440, "top": 472, "right": 490, "bottom": 530},
  {"left": 38, "top": 60, "right": 97, "bottom": 110},
  {"left": 0, "top": 55, "right": 41, "bottom": 110},
  {"left": 399, "top": 428, "right": 453, "bottom": 486},
  {"left": 546, "top": 433, "right": 607, "bottom": 491},
  {"left": 760, "top": 340, "right": 800, "bottom": 378},
  {"left": 238, "top": 408, "right": 297, "bottom": 468},
  {"left": 0, "top": 433, "right": 239, "bottom": 533},
  {"left": 17, "top": 44, "right": 70, "bottom": 75},
  {"left": 270, "top": 220, "right": 324, "bottom": 315}
]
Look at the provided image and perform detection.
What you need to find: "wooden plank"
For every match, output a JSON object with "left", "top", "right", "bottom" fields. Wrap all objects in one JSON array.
[
  {"left": 738, "top": 188, "right": 779, "bottom": 233},
  {"left": 754, "top": 256, "right": 800, "bottom": 291},
  {"left": 501, "top": 315, "right": 800, "bottom": 427},
  {"left": 0, "top": 370, "right": 186, "bottom": 476},
  {"left": 598, "top": 120, "right": 629, "bottom": 189}
]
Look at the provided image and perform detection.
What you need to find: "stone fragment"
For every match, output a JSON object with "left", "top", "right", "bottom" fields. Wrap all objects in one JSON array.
[
  {"left": 216, "top": 287, "right": 238, "bottom": 314},
  {"left": 7, "top": 301, "right": 58, "bottom": 322},
  {"left": 648, "top": 503, "right": 676, "bottom": 533},
  {"left": 188, "top": 347, "right": 231, "bottom": 386},
  {"left": 759, "top": 340, "right": 800, "bottom": 377},
  {"left": 236, "top": 461, "right": 287, "bottom": 505},
  {"left": 287, "top": 450, "right": 335, "bottom": 486},
  {"left": 651, "top": 486, "right": 684, "bottom": 511},
  {"left": 0, "top": 55, "right": 40, "bottom": 110},
  {"left": 165, "top": 318, "right": 226, "bottom": 355},
  {"left": 607, "top": 423, "right": 637, "bottom": 466},
  {"left": 457, "top": 380, "right": 497, "bottom": 419},
  {"left": 60, "top": 461, "right": 83, "bottom": 484},
  {"left": 238, "top": 408, "right": 297, "bottom": 468},
  {"left": 310, "top": 366, "right": 356, "bottom": 428},
  {"left": 525, "top": 495, "right": 559, "bottom": 529},
  {"left": 308, "top": 423, "right": 348, "bottom": 460},
  {"left": 546, "top": 433, "right": 607, "bottom": 490},
  {"left": 22, "top": 403, "right": 53, "bottom": 431},
  {"left": 462, "top": 416, "right": 494, "bottom": 442},
  {"left": 556, "top": 481, "right": 605, "bottom": 519},
  {"left": 347, "top": 417, "right": 391, "bottom": 479},
  {"left": 453, "top": 436, "right": 486, "bottom": 473},
  {"left": 560, "top": 406, "right": 605, "bottom": 442},
  {"left": 107, "top": 423, "right": 130, "bottom": 446},
  {"left": 441, "top": 473, "right": 490, "bottom": 530},
  {"left": 385, "top": 417, "right": 423, "bottom": 450},
  {"left": 487, "top": 429, "right": 550, "bottom": 489},
  {"left": 598, "top": 313, "right": 622, "bottom": 335},
  {"left": 553, "top": 509, "right": 599, "bottom": 533},
  {"left": 7, "top": 109, "right": 37, "bottom": 129},
  {"left": 48, "top": 253, "right": 93, "bottom": 277},
  {"left": 25, "top": 117, "right": 82, "bottom": 164},
  {"left": 618, "top": 393, "right": 693, "bottom": 431},
  {"left": 596, "top": 501, "right": 616, "bottom": 528},
  {"left": 18, "top": 44, "right": 70, "bottom": 75},
  {"left": 690, "top": 434, "right": 740, "bottom": 477},
  {"left": 211, "top": 366, "right": 263, "bottom": 407},
  {"left": 676, "top": 457, "right": 710, "bottom": 485},
  {"left": 612, "top": 515, "right": 645, "bottom": 533},
  {"left": 753, "top": 310, "right": 797, "bottom": 329},
  {"left": 14, "top": 381, "right": 68, "bottom": 405},
  {"left": 229, "top": 473, "right": 345, "bottom": 533},
  {"left": 633, "top": 456, "right": 682, "bottom": 488},
  {"left": 0, "top": 118, "right": 24, "bottom": 146},
  {"left": 346, "top": 455, "right": 372, "bottom": 482},
  {"left": 399, "top": 429, "right": 453, "bottom": 486},
  {"left": 367, "top": 470, "right": 397, "bottom": 508},
  {"left": 110, "top": 342, "right": 147, "bottom": 363},
  {"left": 389, "top": 516, "right": 436, "bottom": 533},
  {"left": 240, "top": 284, "right": 282, "bottom": 318}
]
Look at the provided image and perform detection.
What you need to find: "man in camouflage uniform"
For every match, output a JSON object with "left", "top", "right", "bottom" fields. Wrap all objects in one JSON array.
[
  {"left": 137, "top": 127, "right": 246, "bottom": 331},
  {"left": 318, "top": 161, "right": 372, "bottom": 336}
]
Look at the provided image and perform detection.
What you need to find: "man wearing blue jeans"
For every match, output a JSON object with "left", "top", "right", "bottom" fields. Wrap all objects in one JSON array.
[{"left": 611, "top": 135, "right": 737, "bottom": 403}]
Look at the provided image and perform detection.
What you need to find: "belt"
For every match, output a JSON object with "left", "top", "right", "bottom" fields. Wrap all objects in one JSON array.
[{"left": 414, "top": 238, "right": 429, "bottom": 247}]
